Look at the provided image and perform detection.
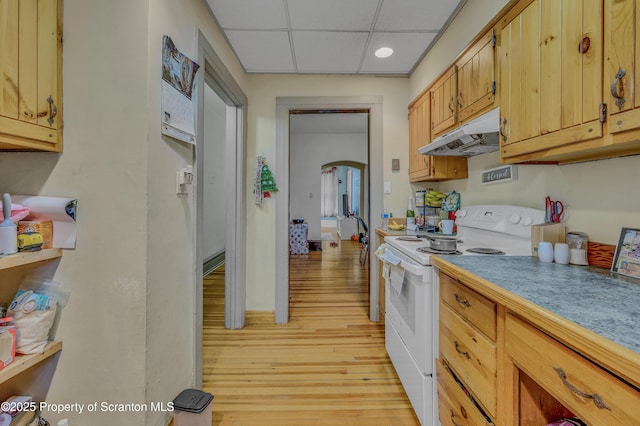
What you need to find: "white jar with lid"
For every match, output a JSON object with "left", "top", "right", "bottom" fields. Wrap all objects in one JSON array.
[{"left": 566, "top": 232, "right": 589, "bottom": 265}]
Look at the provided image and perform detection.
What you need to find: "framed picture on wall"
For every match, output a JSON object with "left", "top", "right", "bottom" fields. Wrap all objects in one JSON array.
[{"left": 611, "top": 227, "right": 640, "bottom": 279}]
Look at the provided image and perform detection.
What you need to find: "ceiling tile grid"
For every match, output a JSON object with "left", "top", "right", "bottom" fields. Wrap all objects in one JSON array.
[{"left": 205, "top": 0, "right": 466, "bottom": 75}]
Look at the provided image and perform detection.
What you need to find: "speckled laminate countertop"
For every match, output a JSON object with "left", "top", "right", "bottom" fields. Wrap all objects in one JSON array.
[{"left": 433, "top": 255, "right": 640, "bottom": 355}]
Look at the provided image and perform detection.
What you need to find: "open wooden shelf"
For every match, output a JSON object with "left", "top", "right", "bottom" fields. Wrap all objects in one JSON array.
[
  {"left": 0, "top": 341, "right": 62, "bottom": 386},
  {"left": 0, "top": 249, "right": 62, "bottom": 271}
]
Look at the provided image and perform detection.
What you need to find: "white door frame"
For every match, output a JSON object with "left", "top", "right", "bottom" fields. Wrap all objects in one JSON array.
[
  {"left": 275, "top": 96, "right": 383, "bottom": 324},
  {"left": 194, "top": 29, "right": 247, "bottom": 387}
]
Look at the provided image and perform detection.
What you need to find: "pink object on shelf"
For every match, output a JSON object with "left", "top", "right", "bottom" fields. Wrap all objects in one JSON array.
[{"left": 0, "top": 202, "right": 30, "bottom": 223}]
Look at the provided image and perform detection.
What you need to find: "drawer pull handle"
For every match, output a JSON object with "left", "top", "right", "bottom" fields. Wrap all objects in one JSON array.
[
  {"left": 554, "top": 367, "right": 611, "bottom": 411},
  {"left": 450, "top": 410, "right": 463, "bottom": 426},
  {"left": 454, "top": 293, "right": 471, "bottom": 308},
  {"left": 454, "top": 340, "right": 470, "bottom": 359}
]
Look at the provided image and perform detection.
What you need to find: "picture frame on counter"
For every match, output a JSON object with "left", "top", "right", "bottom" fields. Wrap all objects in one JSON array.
[{"left": 611, "top": 227, "right": 640, "bottom": 280}]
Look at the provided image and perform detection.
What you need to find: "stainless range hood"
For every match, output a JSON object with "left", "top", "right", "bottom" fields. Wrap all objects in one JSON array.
[{"left": 418, "top": 107, "right": 500, "bottom": 157}]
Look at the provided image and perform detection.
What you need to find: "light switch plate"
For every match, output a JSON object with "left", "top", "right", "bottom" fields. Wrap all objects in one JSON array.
[
  {"left": 392, "top": 159, "right": 400, "bottom": 171},
  {"left": 384, "top": 181, "right": 392, "bottom": 194}
]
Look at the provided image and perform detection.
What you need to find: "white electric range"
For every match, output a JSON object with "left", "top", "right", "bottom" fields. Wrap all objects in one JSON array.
[{"left": 381, "top": 205, "right": 546, "bottom": 426}]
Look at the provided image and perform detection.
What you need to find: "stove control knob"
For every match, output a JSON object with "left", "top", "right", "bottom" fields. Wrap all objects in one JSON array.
[
  {"left": 509, "top": 214, "right": 521, "bottom": 224},
  {"left": 456, "top": 209, "right": 467, "bottom": 218},
  {"left": 521, "top": 216, "right": 533, "bottom": 226}
]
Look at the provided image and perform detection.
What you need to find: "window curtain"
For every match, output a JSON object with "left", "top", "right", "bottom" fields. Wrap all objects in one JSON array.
[
  {"left": 321, "top": 167, "right": 338, "bottom": 217},
  {"left": 346, "top": 168, "right": 353, "bottom": 216}
]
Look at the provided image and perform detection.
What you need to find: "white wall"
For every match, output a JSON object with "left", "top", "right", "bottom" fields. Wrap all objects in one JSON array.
[
  {"left": 145, "top": 0, "right": 245, "bottom": 425},
  {"left": 203, "top": 84, "right": 227, "bottom": 260},
  {"left": 0, "top": 0, "right": 246, "bottom": 424},
  {"left": 409, "top": 0, "right": 640, "bottom": 244},
  {"left": 0, "top": 1, "right": 150, "bottom": 424},
  {"left": 245, "top": 75, "right": 410, "bottom": 310},
  {"left": 290, "top": 132, "right": 368, "bottom": 240}
]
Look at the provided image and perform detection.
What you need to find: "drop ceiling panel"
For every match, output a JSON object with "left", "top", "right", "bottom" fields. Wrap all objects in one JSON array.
[
  {"left": 288, "top": 0, "right": 379, "bottom": 31},
  {"left": 375, "top": 0, "right": 462, "bottom": 31},
  {"left": 361, "top": 32, "right": 437, "bottom": 73},
  {"left": 205, "top": 0, "right": 467, "bottom": 75},
  {"left": 293, "top": 31, "right": 368, "bottom": 73},
  {"left": 207, "top": 0, "right": 287, "bottom": 29},
  {"left": 225, "top": 30, "right": 294, "bottom": 73}
]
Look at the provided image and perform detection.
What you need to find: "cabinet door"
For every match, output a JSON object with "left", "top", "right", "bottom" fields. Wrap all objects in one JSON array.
[
  {"left": 431, "top": 66, "right": 458, "bottom": 136},
  {"left": 408, "top": 92, "right": 431, "bottom": 181},
  {"left": 499, "top": 0, "right": 602, "bottom": 161},
  {"left": 605, "top": 0, "right": 640, "bottom": 134},
  {"left": 457, "top": 30, "right": 496, "bottom": 123},
  {"left": 0, "top": 0, "right": 62, "bottom": 151}
]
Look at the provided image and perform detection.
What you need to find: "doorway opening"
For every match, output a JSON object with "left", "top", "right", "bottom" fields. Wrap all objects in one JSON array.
[
  {"left": 319, "top": 162, "right": 366, "bottom": 243},
  {"left": 275, "top": 96, "right": 383, "bottom": 324},
  {"left": 194, "top": 30, "right": 247, "bottom": 388}
]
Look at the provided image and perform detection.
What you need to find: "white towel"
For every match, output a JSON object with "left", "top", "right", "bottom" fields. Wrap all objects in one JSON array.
[{"left": 389, "top": 264, "right": 405, "bottom": 296}]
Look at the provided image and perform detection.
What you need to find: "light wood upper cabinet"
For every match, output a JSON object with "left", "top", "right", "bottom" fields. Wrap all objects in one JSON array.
[
  {"left": 604, "top": 0, "right": 640, "bottom": 134},
  {"left": 408, "top": 92, "right": 431, "bottom": 181},
  {"left": 0, "top": 0, "right": 62, "bottom": 151},
  {"left": 408, "top": 91, "right": 468, "bottom": 182},
  {"left": 498, "top": 0, "right": 603, "bottom": 161},
  {"left": 430, "top": 66, "right": 458, "bottom": 136},
  {"left": 430, "top": 29, "right": 497, "bottom": 139},
  {"left": 456, "top": 30, "right": 496, "bottom": 123}
]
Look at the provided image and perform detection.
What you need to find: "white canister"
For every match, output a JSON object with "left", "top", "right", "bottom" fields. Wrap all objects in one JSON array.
[
  {"left": 0, "top": 193, "right": 17, "bottom": 255},
  {"left": 538, "top": 242, "right": 554, "bottom": 263},
  {"left": 0, "top": 226, "right": 17, "bottom": 255},
  {"left": 554, "top": 243, "right": 570, "bottom": 265}
]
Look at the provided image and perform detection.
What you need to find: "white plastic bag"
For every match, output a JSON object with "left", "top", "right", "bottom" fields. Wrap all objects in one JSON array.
[{"left": 7, "top": 279, "right": 69, "bottom": 354}]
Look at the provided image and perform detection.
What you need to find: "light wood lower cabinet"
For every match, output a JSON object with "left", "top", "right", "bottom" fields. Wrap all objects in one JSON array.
[
  {"left": 437, "top": 359, "right": 493, "bottom": 426},
  {"left": 437, "top": 269, "right": 639, "bottom": 426},
  {"left": 506, "top": 313, "right": 640, "bottom": 426},
  {"left": 439, "top": 273, "right": 497, "bottom": 422}
]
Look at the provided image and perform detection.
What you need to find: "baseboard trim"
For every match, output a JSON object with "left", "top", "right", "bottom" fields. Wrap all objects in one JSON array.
[{"left": 203, "top": 251, "right": 225, "bottom": 276}]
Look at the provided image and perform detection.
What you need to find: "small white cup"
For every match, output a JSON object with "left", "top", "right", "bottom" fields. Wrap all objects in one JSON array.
[
  {"left": 438, "top": 219, "right": 455, "bottom": 234},
  {"left": 554, "top": 243, "right": 570, "bottom": 265},
  {"left": 538, "top": 242, "right": 554, "bottom": 263}
]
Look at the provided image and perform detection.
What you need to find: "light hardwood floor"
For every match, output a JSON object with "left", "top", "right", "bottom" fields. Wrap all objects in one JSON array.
[{"left": 202, "top": 235, "right": 419, "bottom": 425}]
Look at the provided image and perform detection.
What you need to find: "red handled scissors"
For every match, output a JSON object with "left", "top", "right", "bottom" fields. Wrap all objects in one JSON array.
[{"left": 545, "top": 196, "right": 564, "bottom": 223}]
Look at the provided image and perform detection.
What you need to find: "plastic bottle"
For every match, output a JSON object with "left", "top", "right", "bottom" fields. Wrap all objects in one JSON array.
[
  {"left": 0, "top": 193, "right": 17, "bottom": 255},
  {"left": 381, "top": 209, "right": 389, "bottom": 231},
  {"left": 406, "top": 197, "right": 415, "bottom": 227}
]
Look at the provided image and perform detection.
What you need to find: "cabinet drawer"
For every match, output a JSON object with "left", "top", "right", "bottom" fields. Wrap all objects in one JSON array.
[
  {"left": 440, "top": 273, "right": 496, "bottom": 340},
  {"left": 506, "top": 313, "right": 640, "bottom": 426},
  {"left": 437, "top": 359, "right": 493, "bottom": 426},
  {"left": 440, "top": 303, "right": 497, "bottom": 417}
]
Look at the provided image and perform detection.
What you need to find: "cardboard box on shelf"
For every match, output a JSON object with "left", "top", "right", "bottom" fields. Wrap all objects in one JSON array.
[
  {"left": 18, "top": 216, "right": 53, "bottom": 250},
  {"left": 0, "top": 317, "right": 16, "bottom": 371}
]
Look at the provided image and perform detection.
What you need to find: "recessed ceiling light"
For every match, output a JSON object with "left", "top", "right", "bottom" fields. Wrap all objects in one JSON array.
[{"left": 375, "top": 47, "right": 393, "bottom": 58}]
